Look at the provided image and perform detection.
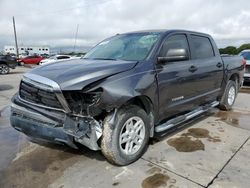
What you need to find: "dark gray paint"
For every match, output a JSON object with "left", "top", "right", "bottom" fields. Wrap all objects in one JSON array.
[{"left": 10, "top": 29, "right": 244, "bottom": 150}]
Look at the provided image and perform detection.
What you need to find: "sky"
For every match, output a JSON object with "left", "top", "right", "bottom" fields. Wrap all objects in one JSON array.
[{"left": 0, "top": 0, "right": 250, "bottom": 51}]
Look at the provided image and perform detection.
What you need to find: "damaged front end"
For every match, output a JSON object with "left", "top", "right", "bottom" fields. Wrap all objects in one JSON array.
[{"left": 10, "top": 73, "right": 110, "bottom": 150}]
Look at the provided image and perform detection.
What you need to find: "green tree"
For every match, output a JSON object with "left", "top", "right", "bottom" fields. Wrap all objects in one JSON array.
[
  {"left": 237, "top": 43, "right": 250, "bottom": 54},
  {"left": 219, "top": 46, "right": 237, "bottom": 55}
]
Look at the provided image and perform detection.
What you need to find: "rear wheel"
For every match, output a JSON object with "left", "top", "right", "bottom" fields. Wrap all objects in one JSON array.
[
  {"left": 219, "top": 80, "right": 237, "bottom": 110},
  {"left": 0, "top": 64, "right": 9, "bottom": 74},
  {"left": 101, "top": 105, "right": 150, "bottom": 165},
  {"left": 18, "top": 61, "right": 24, "bottom": 66}
]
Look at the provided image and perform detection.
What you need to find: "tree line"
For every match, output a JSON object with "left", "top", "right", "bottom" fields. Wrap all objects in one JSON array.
[{"left": 219, "top": 43, "right": 250, "bottom": 55}]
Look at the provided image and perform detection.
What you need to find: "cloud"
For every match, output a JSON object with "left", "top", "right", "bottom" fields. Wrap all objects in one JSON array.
[{"left": 0, "top": 0, "right": 250, "bottom": 50}]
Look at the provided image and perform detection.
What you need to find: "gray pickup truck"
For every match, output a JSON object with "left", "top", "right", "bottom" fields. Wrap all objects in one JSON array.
[{"left": 10, "top": 30, "right": 244, "bottom": 165}]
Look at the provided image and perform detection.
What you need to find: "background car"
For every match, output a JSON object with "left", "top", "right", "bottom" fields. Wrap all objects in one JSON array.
[
  {"left": 239, "top": 50, "right": 250, "bottom": 83},
  {"left": 0, "top": 54, "right": 18, "bottom": 74},
  {"left": 39, "top": 55, "right": 80, "bottom": 65},
  {"left": 18, "top": 55, "right": 44, "bottom": 65}
]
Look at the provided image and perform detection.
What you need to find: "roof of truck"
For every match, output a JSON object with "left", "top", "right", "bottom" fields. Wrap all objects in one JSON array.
[{"left": 122, "top": 29, "right": 211, "bottom": 37}]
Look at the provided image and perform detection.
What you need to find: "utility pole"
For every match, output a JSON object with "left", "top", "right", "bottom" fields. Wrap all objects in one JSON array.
[
  {"left": 73, "top": 24, "right": 79, "bottom": 53},
  {"left": 12, "top": 16, "right": 19, "bottom": 58}
]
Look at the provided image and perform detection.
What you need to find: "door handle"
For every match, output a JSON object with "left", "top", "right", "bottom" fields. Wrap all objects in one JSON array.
[
  {"left": 216, "top": 62, "right": 223, "bottom": 68},
  {"left": 189, "top": 65, "right": 198, "bottom": 72}
]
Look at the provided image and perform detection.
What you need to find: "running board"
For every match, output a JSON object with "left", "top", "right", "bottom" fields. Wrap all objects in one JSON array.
[{"left": 155, "top": 101, "right": 219, "bottom": 133}]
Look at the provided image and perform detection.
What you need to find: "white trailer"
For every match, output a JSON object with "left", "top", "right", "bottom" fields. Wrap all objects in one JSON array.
[{"left": 4, "top": 45, "right": 50, "bottom": 56}]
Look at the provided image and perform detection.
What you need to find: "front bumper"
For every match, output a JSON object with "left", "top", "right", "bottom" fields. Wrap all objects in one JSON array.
[{"left": 10, "top": 95, "right": 102, "bottom": 150}]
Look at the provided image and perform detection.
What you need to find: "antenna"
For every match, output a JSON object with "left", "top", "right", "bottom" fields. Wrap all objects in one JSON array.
[
  {"left": 12, "top": 16, "right": 19, "bottom": 58},
  {"left": 73, "top": 24, "right": 79, "bottom": 53}
]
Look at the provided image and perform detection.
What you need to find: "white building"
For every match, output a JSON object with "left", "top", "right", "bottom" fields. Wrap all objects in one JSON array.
[{"left": 4, "top": 45, "right": 50, "bottom": 56}]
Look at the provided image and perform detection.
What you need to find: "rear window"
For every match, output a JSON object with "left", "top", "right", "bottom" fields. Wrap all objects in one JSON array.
[{"left": 191, "top": 35, "right": 214, "bottom": 59}]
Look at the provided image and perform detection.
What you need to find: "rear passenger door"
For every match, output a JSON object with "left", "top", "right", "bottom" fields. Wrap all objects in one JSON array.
[{"left": 188, "top": 35, "right": 223, "bottom": 103}]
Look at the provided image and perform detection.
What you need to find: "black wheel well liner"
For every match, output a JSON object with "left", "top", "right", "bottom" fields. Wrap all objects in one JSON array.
[
  {"left": 125, "top": 96, "right": 153, "bottom": 115},
  {"left": 228, "top": 73, "right": 240, "bottom": 90},
  {"left": 229, "top": 73, "right": 239, "bottom": 82}
]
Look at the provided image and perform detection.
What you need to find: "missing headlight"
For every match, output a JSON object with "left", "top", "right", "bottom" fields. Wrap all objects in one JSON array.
[{"left": 63, "top": 90, "right": 102, "bottom": 116}]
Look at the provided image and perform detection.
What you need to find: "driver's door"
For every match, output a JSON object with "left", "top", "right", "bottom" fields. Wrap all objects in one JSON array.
[{"left": 156, "top": 34, "right": 200, "bottom": 121}]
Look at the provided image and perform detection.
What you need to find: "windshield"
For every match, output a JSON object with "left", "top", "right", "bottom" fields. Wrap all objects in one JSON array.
[
  {"left": 84, "top": 33, "right": 161, "bottom": 61},
  {"left": 240, "top": 52, "right": 250, "bottom": 60}
]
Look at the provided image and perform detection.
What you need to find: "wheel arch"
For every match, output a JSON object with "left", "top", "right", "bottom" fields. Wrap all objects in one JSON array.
[
  {"left": 122, "top": 95, "right": 155, "bottom": 137},
  {"left": 228, "top": 73, "right": 240, "bottom": 91}
]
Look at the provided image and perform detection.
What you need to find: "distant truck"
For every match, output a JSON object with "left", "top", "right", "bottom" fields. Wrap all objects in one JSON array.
[
  {"left": 0, "top": 55, "right": 18, "bottom": 74},
  {"left": 10, "top": 30, "right": 244, "bottom": 165},
  {"left": 239, "top": 49, "right": 250, "bottom": 82}
]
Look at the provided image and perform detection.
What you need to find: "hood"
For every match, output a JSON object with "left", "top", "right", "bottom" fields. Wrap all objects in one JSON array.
[{"left": 28, "top": 59, "right": 137, "bottom": 90}]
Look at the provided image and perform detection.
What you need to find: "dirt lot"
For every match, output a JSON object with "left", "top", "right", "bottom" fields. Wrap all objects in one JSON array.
[{"left": 0, "top": 67, "right": 250, "bottom": 188}]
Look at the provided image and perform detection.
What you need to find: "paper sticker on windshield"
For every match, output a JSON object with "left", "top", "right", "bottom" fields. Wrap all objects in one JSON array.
[{"left": 99, "top": 40, "right": 110, "bottom": 46}]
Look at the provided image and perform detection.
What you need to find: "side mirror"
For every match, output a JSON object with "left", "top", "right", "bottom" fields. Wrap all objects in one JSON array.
[{"left": 157, "top": 48, "right": 189, "bottom": 63}]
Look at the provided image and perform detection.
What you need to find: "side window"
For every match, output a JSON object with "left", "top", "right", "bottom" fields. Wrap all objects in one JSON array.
[
  {"left": 160, "top": 34, "right": 189, "bottom": 57},
  {"left": 190, "top": 35, "right": 214, "bottom": 59}
]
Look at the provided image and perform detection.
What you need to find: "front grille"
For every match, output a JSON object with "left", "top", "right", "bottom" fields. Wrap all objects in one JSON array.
[
  {"left": 245, "top": 65, "right": 250, "bottom": 73},
  {"left": 19, "top": 80, "right": 62, "bottom": 109}
]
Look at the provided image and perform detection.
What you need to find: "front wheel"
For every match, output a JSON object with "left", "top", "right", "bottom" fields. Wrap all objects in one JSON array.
[
  {"left": 219, "top": 80, "right": 237, "bottom": 111},
  {"left": 0, "top": 64, "right": 10, "bottom": 74},
  {"left": 101, "top": 105, "right": 150, "bottom": 165}
]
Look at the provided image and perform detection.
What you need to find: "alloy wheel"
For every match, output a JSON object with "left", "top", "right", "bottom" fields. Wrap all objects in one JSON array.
[
  {"left": 119, "top": 116, "right": 146, "bottom": 155},
  {"left": 228, "top": 86, "right": 236, "bottom": 106},
  {"left": 0, "top": 64, "right": 9, "bottom": 74}
]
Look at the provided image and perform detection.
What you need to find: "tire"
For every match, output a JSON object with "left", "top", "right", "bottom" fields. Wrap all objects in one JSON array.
[
  {"left": 18, "top": 61, "right": 24, "bottom": 66},
  {"left": 219, "top": 80, "right": 237, "bottom": 111},
  {"left": 0, "top": 64, "right": 10, "bottom": 74},
  {"left": 101, "top": 105, "right": 150, "bottom": 166}
]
